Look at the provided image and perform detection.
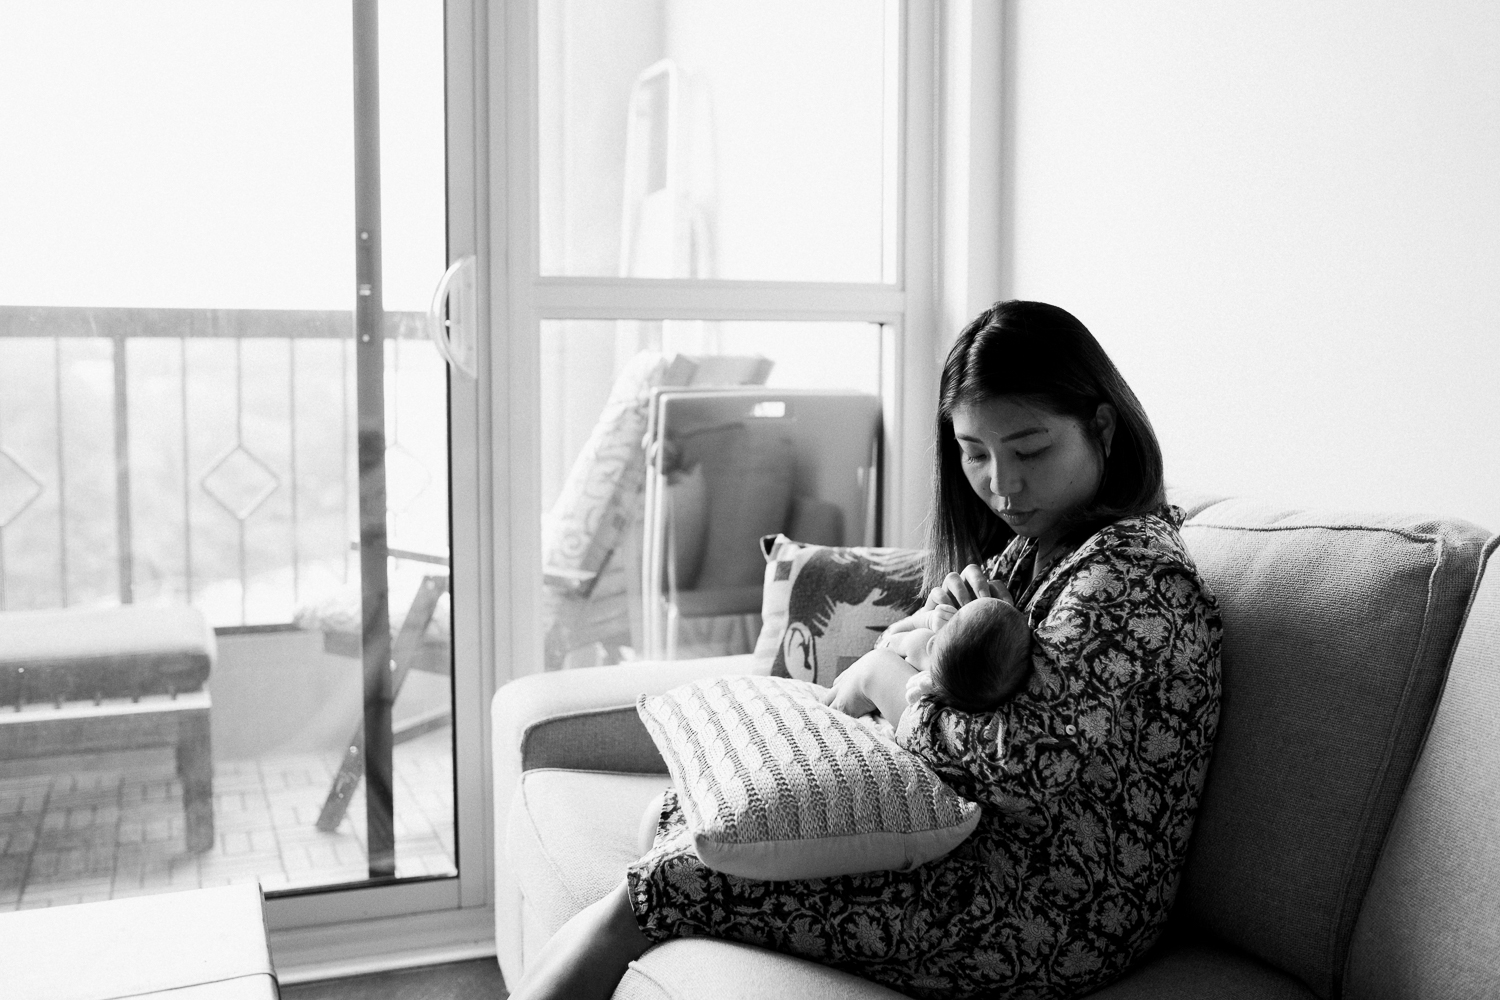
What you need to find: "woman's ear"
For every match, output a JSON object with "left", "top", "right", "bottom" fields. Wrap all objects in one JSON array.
[{"left": 1093, "top": 403, "right": 1117, "bottom": 457}]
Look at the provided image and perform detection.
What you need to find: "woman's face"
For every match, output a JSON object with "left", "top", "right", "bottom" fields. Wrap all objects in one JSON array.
[{"left": 950, "top": 397, "right": 1115, "bottom": 548}]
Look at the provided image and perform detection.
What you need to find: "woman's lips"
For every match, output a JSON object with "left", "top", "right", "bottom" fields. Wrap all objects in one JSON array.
[{"left": 998, "top": 508, "right": 1036, "bottom": 523}]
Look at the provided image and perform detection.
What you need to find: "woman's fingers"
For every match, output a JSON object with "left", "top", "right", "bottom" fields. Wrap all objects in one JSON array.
[
  {"left": 944, "top": 571, "right": 981, "bottom": 606},
  {"left": 961, "top": 564, "right": 992, "bottom": 602},
  {"left": 926, "top": 565, "right": 1004, "bottom": 610}
]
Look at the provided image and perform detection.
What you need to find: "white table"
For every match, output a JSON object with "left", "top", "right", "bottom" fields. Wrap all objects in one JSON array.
[{"left": 0, "top": 883, "right": 278, "bottom": 999}]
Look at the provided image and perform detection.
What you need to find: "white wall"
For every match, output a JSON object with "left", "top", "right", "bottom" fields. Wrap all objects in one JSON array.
[{"left": 1001, "top": 1, "right": 1500, "bottom": 530}]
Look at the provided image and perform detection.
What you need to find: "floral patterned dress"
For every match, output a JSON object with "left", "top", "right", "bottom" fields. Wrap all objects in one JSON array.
[{"left": 627, "top": 506, "right": 1222, "bottom": 999}]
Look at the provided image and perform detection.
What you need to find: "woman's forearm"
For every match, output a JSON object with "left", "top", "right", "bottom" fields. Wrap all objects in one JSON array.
[{"left": 859, "top": 648, "right": 918, "bottom": 730}]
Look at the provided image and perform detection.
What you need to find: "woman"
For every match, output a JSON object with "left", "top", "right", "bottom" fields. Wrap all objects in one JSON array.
[{"left": 514, "top": 301, "right": 1223, "bottom": 1000}]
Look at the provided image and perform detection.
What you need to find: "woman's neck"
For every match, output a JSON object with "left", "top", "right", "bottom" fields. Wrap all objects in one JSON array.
[{"left": 1033, "top": 532, "right": 1064, "bottom": 573}]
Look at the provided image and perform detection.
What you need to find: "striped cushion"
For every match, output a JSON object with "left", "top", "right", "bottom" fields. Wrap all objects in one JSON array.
[{"left": 637, "top": 675, "right": 980, "bottom": 881}]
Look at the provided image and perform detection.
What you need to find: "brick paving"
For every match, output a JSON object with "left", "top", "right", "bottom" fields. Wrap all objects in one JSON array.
[{"left": 0, "top": 730, "right": 455, "bottom": 909}]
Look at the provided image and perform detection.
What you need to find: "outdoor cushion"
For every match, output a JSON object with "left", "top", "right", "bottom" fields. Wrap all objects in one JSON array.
[
  {"left": 0, "top": 604, "right": 214, "bottom": 704},
  {"left": 1342, "top": 540, "right": 1500, "bottom": 1000},
  {"left": 1176, "top": 499, "right": 1492, "bottom": 999},
  {"left": 542, "top": 351, "right": 690, "bottom": 597},
  {"left": 637, "top": 675, "right": 979, "bottom": 880},
  {"left": 752, "top": 536, "right": 926, "bottom": 686}
]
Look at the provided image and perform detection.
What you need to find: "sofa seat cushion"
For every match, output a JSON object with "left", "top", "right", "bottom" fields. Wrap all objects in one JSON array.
[
  {"left": 1090, "top": 942, "right": 1315, "bottom": 1000},
  {"left": 1176, "top": 499, "right": 1492, "bottom": 998},
  {"left": 612, "top": 938, "right": 1312, "bottom": 1000},
  {"left": 618, "top": 938, "right": 909, "bottom": 1000},
  {"left": 507, "top": 768, "right": 671, "bottom": 965}
]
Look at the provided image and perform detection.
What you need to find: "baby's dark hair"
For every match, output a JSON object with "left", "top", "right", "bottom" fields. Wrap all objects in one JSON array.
[{"left": 928, "top": 599, "right": 1033, "bottom": 712}]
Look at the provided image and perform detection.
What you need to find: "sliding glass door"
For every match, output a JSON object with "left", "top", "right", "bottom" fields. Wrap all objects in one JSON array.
[{"left": 0, "top": 0, "right": 474, "bottom": 914}]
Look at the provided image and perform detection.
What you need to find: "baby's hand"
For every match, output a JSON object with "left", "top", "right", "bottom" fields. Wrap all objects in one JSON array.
[
  {"left": 926, "top": 603, "right": 958, "bottom": 629},
  {"left": 905, "top": 670, "right": 935, "bottom": 706},
  {"left": 879, "top": 612, "right": 923, "bottom": 644}
]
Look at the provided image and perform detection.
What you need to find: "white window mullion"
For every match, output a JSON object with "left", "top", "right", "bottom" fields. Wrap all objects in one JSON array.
[{"left": 534, "top": 278, "right": 905, "bottom": 323}]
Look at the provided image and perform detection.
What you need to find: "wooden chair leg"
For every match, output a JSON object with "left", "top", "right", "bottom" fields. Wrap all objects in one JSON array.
[
  {"left": 314, "top": 576, "right": 450, "bottom": 833},
  {"left": 176, "top": 709, "right": 215, "bottom": 853}
]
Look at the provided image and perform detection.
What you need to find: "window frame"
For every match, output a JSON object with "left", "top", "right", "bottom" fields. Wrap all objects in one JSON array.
[{"left": 270, "top": 0, "right": 1007, "bottom": 978}]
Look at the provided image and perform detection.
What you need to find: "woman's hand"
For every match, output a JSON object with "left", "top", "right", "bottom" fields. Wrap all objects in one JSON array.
[
  {"left": 924, "top": 563, "right": 1007, "bottom": 610},
  {"left": 816, "top": 648, "right": 917, "bottom": 725}
]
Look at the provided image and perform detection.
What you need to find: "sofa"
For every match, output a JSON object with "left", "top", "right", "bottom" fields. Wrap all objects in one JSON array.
[{"left": 492, "top": 492, "right": 1500, "bottom": 999}]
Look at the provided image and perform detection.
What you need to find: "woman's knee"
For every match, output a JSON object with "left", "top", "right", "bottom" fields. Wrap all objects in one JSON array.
[{"left": 638, "top": 790, "right": 666, "bottom": 856}]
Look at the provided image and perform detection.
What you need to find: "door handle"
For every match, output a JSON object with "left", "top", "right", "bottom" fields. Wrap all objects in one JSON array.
[{"left": 427, "top": 254, "right": 478, "bottom": 378}]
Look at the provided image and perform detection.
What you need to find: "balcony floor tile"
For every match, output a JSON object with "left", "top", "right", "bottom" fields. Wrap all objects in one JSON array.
[{"left": 0, "top": 729, "right": 455, "bottom": 909}]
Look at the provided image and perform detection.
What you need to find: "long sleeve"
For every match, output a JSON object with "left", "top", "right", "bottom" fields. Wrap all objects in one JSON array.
[{"left": 897, "top": 538, "right": 1216, "bottom": 830}]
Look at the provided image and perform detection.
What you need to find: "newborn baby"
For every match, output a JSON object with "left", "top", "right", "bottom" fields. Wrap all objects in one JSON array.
[{"left": 879, "top": 594, "right": 1032, "bottom": 712}]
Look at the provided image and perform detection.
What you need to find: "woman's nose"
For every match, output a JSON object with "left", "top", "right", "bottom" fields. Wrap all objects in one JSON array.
[{"left": 989, "top": 464, "right": 1021, "bottom": 498}]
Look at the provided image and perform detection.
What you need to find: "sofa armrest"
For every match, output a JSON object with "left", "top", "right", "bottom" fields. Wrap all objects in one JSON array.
[
  {"left": 492, "top": 653, "right": 765, "bottom": 985},
  {"left": 493, "top": 653, "right": 764, "bottom": 775}
]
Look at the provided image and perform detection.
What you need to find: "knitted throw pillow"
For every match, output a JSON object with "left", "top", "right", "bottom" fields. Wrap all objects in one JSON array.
[
  {"left": 637, "top": 674, "right": 981, "bottom": 881},
  {"left": 753, "top": 535, "right": 927, "bottom": 686}
]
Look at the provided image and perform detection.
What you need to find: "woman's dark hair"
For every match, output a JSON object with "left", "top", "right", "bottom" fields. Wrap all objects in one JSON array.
[{"left": 927, "top": 300, "right": 1165, "bottom": 590}]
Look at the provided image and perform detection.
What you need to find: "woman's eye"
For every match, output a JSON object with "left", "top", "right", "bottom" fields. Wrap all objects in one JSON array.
[
  {"left": 961, "top": 450, "right": 984, "bottom": 464},
  {"left": 1016, "top": 448, "right": 1047, "bottom": 461}
]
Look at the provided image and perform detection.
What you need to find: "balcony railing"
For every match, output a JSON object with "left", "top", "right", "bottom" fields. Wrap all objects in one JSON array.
[{"left": 0, "top": 305, "right": 441, "bottom": 627}]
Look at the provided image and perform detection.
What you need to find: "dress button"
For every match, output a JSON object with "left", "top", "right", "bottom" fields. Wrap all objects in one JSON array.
[{"left": 1064, "top": 725, "right": 1077, "bottom": 736}]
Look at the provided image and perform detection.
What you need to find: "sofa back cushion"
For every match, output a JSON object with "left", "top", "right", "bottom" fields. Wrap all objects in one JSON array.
[
  {"left": 1342, "top": 540, "right": 1500, "bottom": 1000},
  {"left": 1176, "top": 498, "right": 1492, "bottom": 999}
]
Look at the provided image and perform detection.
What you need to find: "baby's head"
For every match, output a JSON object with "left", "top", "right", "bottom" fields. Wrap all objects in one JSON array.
[{"left": 925, "top": 597, "right": 1032, "bottom": 712}]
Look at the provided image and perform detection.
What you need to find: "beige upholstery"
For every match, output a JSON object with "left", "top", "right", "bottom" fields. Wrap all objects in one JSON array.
[
  {"left": 509, "top": 769, "right": 671, "bottom": 968},
  {"left": 491, "top": 496, "right": 1499, "bottom": 1000},
  {"left": 492, "top": 654, "right": 764, "bottom": 985},
  {"left": 1088, "top": 943, "right": 1314, "bottom": 999},
  {"left": 0, "top": 883, "right": 276, "bottom": 1000},
  {"left": 1343, "top": 541, "right": 1500, "bottom": 999},
  {"left": 619, "top": 939, "right": 910, "bottom": 999},
  {"left": 1176, "top": 499, "right": 1490, "bottom": 997}
]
